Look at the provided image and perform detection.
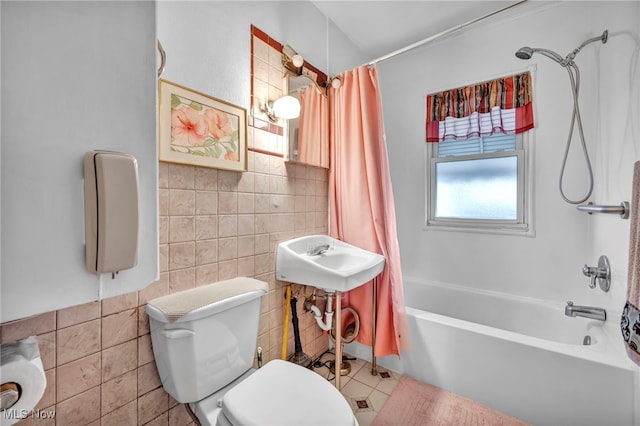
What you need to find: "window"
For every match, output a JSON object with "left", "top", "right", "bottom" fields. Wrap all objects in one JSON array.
[
  {"left": 424, "top": 71, "right": 535, "bottom": 235},
  {"left": 426, "top": 132, "right": 532, "bottom": 234}
]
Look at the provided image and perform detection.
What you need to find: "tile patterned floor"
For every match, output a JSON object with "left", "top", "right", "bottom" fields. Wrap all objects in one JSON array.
[{"left": 310, "top": 352, "right": 400, "bottom": 426}]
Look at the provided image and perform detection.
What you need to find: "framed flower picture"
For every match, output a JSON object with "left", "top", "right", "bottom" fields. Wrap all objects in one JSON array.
[{"left": 158, "top": 79, "right": 247, "bottom": 172}]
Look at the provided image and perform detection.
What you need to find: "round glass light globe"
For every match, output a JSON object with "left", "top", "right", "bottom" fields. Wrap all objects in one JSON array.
[
  {"left": 272, "top": 96, "right": 301, "bottom": 119},
  {"left": 291, "top": 54, "right": 304, "bottom": 68}
]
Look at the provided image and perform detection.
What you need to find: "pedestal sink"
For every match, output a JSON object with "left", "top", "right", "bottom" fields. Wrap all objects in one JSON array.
[
  {"left": 275, "top": 235, "right": 385, "bottom": 292},
  {"left": 276, "top": 235, "right": 385, "bottom": 391}
]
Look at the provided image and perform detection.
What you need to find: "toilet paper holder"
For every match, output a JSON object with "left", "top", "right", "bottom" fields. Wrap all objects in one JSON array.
[
  {"left": 0, "top": 336, "right": 46, "bottom": 426},
  {"left": 0, "top": 383, "right": 20, "bottom": 411}
]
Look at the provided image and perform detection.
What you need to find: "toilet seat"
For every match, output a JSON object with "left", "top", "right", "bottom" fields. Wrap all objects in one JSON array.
[{"left": 218, "top": 359, "right": 356, "bottom": 426}]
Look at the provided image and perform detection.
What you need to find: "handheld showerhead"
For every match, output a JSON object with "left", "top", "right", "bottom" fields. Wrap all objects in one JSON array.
[
  {"left": 513, "top": 30, "right": 608, "bottom": 205},
  {"left": 514, "top": 47, "right": 565, "bottom": 64},
  {"left": 515, "top": 47, "right": 533, "bottom": 60},
  {"left": 514, "top": 30, "right": 608, "bottom": 66}
]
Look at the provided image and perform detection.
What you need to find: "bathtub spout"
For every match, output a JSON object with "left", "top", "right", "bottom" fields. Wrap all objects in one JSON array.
[{"left": 565, "top": 301, "right": 606, "bottom": 321}]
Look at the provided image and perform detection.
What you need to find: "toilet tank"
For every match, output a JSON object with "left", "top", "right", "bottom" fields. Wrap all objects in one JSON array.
[{"left": 145, "top": 277, "right": 268, "bottom": 403}]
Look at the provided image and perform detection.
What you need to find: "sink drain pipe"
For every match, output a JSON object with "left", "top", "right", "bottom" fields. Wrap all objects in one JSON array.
[{"left": 309, "top": 294, "right": 333, "bottom": 331}]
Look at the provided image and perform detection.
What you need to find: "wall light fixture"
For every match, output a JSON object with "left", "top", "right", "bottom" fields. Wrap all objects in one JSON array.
[
  {"left": 282, "top": 45, "right": 304, "bottom": 75},
  {"left": 264, "top": 95, "right": 301, "bottom": 122}
]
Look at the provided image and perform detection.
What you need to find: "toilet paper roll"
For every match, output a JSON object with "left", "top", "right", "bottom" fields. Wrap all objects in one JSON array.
[{"left": 1, "top": 336, "right": 46, "bottom": 426}]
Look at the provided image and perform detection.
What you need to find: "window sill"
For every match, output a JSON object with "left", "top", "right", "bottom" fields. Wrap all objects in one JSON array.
[{"left": 424, "top": 221, "right": 535, "bottom": 237}]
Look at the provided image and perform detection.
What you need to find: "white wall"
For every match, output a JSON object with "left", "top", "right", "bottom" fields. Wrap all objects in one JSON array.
[
  {"left": 379, "top": 1, "right": 640, "bottom": 315},
  {"left": 1, "top": 1, "right": 158, "bottom": 322},
  {"left": 0, "top": 0, "right": 364, "bottom": 323},
  {"left": 157, "top": 1, "right": 367, "bottom": 113}
]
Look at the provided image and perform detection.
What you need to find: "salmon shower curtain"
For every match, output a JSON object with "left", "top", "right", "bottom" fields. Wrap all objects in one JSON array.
[{"left": 329, "top": 65, "right": 409, "bottom": 356}]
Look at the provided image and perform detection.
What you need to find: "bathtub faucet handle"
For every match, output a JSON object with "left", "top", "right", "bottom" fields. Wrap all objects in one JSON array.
[
  {"left": 582, "top": 265, "right": 598, "bottom": 289},
  {"left": 581, "top": 255, "right": 611, "bottom": 292}
]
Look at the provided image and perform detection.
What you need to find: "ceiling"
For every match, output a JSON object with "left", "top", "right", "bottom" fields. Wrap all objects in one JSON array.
[{"left": 312, "top": 1, "right": 525, "bottom": 61}]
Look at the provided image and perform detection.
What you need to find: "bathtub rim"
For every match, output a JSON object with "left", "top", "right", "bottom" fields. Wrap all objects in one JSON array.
[
  {"left": 402, "top": 277, "right": 637, "bottom": 372},
  {"left": 404, "top": 276, "right": 624, "bottom": 318}
]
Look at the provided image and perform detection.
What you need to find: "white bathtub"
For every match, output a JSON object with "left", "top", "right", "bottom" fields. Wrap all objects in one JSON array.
[{"left": 349, "top": 279, "right": 639, "bottom": 426}]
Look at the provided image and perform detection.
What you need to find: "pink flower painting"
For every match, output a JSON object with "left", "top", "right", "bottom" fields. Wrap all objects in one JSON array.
[
  {"left": 169, "top": 94, "right": 240, "bottom": 162},
  {"left": 160, "top": 80, "right": 245, "bottom": 172}
]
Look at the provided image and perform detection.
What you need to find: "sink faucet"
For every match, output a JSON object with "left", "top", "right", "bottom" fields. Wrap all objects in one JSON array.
[
  {"left": 565, "top": 301, "right": 606, "bottom": 321},
  {"left": 307, "top": 244, "right": 330, "bottom": 256}
]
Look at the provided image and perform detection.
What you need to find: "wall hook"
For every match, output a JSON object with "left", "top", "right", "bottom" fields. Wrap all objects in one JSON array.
[{"left": 157, "top": 40, "right": 166, "bottom": 78}]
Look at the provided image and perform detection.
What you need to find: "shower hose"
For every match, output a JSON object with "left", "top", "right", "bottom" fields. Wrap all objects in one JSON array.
[{"left": 558, "top": 62, "right": 595, "bottom": 205}]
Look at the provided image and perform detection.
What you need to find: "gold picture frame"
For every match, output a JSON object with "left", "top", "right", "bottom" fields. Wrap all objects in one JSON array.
[{"left": 158, "top": 79, "right": 247, "bottom": 172}]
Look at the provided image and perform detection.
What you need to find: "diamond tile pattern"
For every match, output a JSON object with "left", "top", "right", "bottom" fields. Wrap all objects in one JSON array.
[{"left": 310, "top": 352, "right": 400, "bottom": 426}]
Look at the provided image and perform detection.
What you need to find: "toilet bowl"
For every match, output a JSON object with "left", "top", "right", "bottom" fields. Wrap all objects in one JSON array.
[
  {"left": 197, "top": 359, "right": 355, "bottom": 426},
  {"left": 145, "top": 277, "right": 357, "bottom": 426}
]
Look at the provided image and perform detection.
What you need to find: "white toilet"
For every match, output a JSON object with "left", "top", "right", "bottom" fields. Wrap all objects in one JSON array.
[{"left": 145, "top": 277, "right": 357, "bottom": 426}]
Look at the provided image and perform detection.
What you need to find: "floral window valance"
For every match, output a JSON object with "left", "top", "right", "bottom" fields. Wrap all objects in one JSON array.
[{"left": 425, "top": 71, "right": 534, "bottom": 142}]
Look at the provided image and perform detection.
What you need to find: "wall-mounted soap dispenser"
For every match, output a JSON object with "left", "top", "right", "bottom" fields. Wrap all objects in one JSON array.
[{"left": 83, "top": 151, "right": 139, "bottom": 276}]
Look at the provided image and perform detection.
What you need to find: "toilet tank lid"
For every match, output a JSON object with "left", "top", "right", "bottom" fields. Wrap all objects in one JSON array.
[{"left": 145, "top": 277, "right": 267, "bottom": 324}]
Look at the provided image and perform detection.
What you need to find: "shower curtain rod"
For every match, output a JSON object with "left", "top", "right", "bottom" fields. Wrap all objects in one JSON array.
[{"left": 366, "top": 0, "right": 528, "bottom": 67}]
